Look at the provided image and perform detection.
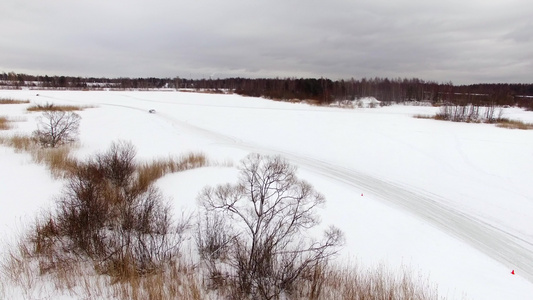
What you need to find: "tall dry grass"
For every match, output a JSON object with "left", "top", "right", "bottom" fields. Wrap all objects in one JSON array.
[
  {"left": 2, "top": 238, "right": 445, "bottom": 300},
  {"left": 1, "top": 236, "right": 209, "bottom": 300},
  {"left": 0, "top": 98, "right": 30, "bottom": 104},
  {"left": 0, "top": 134, "right": 34, "bottom": 152},
  {"left": 33, "top": 147, "right": 79, "bottom": 178},
  {"left": 27, "top": 102, "right": 94, "bottom": 112},
  {"left": 0, "top": 117, "right": 9, "bottom": 130},
  {"left": 0, "top": 134, "right": 77, "bottom": 178},
  {"left": 496, "top": 119, "right": 533, "bottom": 130},
  {"left": 137, "top": 152, "right": 208, "bottom": 191},
  {"left": 313, "top": 262, "right": 442, "bottom": 300}
]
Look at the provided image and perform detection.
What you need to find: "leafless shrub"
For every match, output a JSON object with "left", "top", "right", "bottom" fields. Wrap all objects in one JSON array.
[
  {"left": 195, "top": 210, "right": 234, "bottom": 290},
  {"left": 33, "top": 110, "right": 81, "bottom": 148},
  {"left": 198, "top": 153, "right": 344, "bottom": 299},
  {"left": 428, "top": 103, "right": 533, "bottom": 130},
  {"left": 30, "top": 142, "right": 189, "bottom": 279},
  {"left": 96, "top": 140, "right": 137, "bottom": 188},
  {"left": 435, "top": 103, "right": 503, "bottom": 123}
]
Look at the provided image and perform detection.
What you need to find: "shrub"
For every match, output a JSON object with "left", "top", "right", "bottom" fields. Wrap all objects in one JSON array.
[
  {"left": 435, "top": 103, "right": 503, "bottom": 123},
  {"left": 424, "top": 104, "right": 533, "bottom": 130},
  {"left": 33, "top": 142, "right": 188, "bottom": 279}
]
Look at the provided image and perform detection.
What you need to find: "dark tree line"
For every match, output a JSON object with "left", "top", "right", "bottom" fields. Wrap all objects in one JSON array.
[{"left": 2, "top": 72, "right": 532, "bottom": 109}]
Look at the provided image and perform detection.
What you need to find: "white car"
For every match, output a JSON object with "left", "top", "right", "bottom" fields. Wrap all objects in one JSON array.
[{"left": 148, "top": 109, "right": 156, "bottom": 114}]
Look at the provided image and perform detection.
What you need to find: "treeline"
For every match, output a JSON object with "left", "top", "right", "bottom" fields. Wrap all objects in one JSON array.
[{"left": 2, "top": 72, "right": 533, "bottom": 109}]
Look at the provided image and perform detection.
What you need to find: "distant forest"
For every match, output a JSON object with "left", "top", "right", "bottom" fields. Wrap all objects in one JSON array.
[{"left": 2, "top": 72, "right": 532, "bottom": 109}]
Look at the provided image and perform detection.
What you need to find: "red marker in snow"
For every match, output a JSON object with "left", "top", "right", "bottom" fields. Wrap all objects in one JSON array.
[
  {"left": 361, "top": 193, "right": 364, "bottom": 196},
  {"left": 511, "top": 270, "right": 515, "bottom": 275}
]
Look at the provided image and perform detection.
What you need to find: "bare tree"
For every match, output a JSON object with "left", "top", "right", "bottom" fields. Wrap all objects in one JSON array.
[
  {"left": 198, "top": 153, "right": 344, "bottom": 299},
  {"left": 33, "top": 111, "right": 81, "bottom": 147}
]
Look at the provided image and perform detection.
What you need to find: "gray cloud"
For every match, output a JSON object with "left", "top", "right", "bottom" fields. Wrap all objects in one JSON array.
[{"left": 1, "top": 0, "right": 531, "bottom": 84}]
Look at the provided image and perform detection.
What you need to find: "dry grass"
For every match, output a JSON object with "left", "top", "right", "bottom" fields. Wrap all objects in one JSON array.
[
  {"left": 0, "top": 117, "right": 10, "bottom": 130},
  {"left": 0, "top": 134, "right": 210, "bottom": 181},
  {"left": 33, "top": 147, "right": 79, "bottom": 178},
  {"left": 0, "top": 134, "right": 34, "bottom": 152},
  {"left": 27, "top": 102, "right": 94, "bottom": 112},
  {"left": 413, "top": 114, "right": 433, "bottom": 119},
  {"left": 297, "top": 262, "right": 442, "bottom": 300},
  {"left": 1, "top": 233, "right": 209, "bottom": 300},
  {"left": 496, "top": 119, "right": 533, "bottom": 130},
  {"left": 0, "top": 134, "right": 77, "bottom": 178},
  {"left": 137, "top": 152, "right": 209, "bottom": 190},
  {"left": 0, "top": 98, "right": 30, "bottom": 104},
  {"left": 0, "top": 115, "right": 25, "bottom": 131},
  {"left": 2, "top": 240, "right": 444, "bottom": 300}
]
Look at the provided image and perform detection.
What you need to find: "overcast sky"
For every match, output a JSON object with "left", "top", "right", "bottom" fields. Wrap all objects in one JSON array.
[{"left": 1, "top": 0, "right": 531, "bottom": 84}]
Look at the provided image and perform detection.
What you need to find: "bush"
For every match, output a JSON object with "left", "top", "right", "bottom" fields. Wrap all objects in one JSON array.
[
  {"left": 33, "top": 111, "right": 81, "bottom": 148},
  {"left": 197, "top": 153, "right": 344, "bottom": 299},
  {"left": 34, "top": 142, "right": 188, "bottom": 278},
  {"left": 435, "top": 103, "right": 503, "bottom": 123}
]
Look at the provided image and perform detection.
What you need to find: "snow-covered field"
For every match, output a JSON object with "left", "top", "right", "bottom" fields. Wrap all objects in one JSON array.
[{"left": 1, "top": 90, "right": 533, "bottom": 299}]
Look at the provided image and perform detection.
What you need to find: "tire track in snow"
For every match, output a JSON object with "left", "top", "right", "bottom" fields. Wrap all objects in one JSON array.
[{"left": 276, "top": 154, "right": 533, "bottom": 284}]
